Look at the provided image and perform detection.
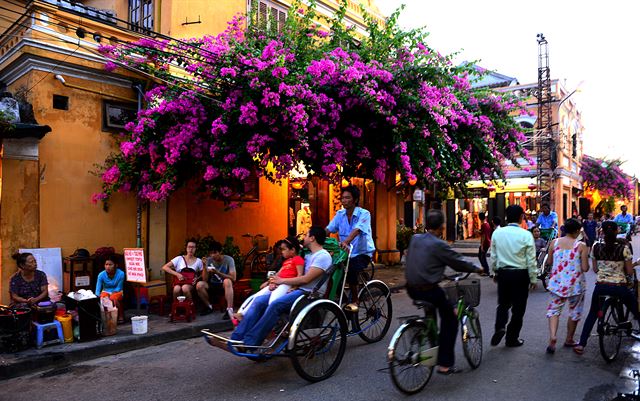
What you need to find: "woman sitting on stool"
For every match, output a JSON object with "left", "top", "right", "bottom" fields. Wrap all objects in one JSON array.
[
  {"left": 96, "top": 256, "right": 125, "bottom": 324},
  {"left": 9, "top": 252, "right": 49, "bottom": 308}
]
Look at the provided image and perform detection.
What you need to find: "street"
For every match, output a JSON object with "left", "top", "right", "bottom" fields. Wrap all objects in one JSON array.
[{"left": 4, "top": 241, "right": 639, "bottom": 401}]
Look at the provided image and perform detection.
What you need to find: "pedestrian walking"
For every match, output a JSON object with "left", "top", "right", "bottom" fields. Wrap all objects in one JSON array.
[
  {"left": 489, "top": 205, "right": 537, "bottom": 347},
  {"left": 478, "top": 212, "right": 491, "bottom": 274},
  {"left": 544, "top": 218, "right": 589, "bottom": 354}
]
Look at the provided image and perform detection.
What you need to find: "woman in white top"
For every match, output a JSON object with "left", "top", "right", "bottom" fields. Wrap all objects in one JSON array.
[{"left": 162, "top": 239, "right": 203, "bottom": 300}]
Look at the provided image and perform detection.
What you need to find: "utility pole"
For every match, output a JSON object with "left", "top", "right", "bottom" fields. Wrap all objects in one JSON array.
[{"left": 536, "top": 33, "right": 555, "bottom": 208}]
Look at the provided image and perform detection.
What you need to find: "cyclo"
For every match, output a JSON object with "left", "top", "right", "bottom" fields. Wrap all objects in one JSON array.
[
  {"left": 202, "top": 238, "right": 393, "bottom": 382},
  {"left": 536, "top": 227, "right": 558, "bottom": 290}
]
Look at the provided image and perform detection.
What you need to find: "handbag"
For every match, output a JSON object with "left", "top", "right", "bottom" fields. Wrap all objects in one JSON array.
[{"left": 172, "top": 256, "right": 197, "bottom": 286}]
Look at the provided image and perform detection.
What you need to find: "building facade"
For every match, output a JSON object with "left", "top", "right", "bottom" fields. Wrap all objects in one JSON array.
[{"left": 0, "top": 0, "right": 394, "bottom": 305}]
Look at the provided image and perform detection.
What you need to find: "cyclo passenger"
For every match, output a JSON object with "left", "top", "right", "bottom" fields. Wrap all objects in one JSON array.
[
  {"left": 536, "top": 203, "right": 558, "bottom": 241},
  {"left": 405, "top": 209, "right": 483, "bottom": 375},
  {"left": 230, "top": 226, "right": 332, "bottom": 347},
  {"left": 574, "top": 221, "right": 640, "bottom": 355}
]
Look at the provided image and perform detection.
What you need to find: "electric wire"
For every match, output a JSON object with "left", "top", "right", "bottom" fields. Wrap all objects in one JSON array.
[
  {"left": 0, "top": 4, "right": 227, "bottom": 100},
  {"left": 0, "top": 9, "right": 223, "bottom": 103}
]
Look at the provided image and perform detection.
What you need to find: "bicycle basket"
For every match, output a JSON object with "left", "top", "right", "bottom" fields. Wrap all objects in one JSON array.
[{"left": 440, "top": 279, "right": 481, "bottom": 307}]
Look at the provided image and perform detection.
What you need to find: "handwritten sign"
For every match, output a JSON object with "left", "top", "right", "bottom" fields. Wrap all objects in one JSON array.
[{"left": 124, "top": 248, "right": 147, "bottom": 283}]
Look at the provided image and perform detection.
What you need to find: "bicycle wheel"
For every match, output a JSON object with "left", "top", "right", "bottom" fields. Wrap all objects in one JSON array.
[
  {"left": 353, "top": 281, "right": 392, "bottom": 343},
  {"left": 539, "top": 254, "right": 549, "bottom": 291},
  {"left": 598, "top": 298, "right": 623, "bottom": 363},
  {"left": 290, "top": 301, "right": 348, "bottom": 382},
  {"left": 250, "top": 252, "right": 268, "bottom": 276},
  {"left": 388, "top": 320, "right": 435, "bottom": 394},
  {"left": 461, "top": 307, "right": 482, "bottom": 369}
]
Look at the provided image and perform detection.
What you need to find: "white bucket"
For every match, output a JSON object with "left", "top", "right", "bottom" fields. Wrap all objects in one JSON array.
[{"left": 131, "top": 315, "right": 148, "bottom": 335}]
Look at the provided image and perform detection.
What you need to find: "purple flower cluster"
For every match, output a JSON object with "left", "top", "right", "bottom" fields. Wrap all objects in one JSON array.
[{"left": 92, "top": 10, "right": 531, "bottom": 204}]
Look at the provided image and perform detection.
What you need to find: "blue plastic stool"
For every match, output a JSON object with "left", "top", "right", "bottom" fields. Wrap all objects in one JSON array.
[{"left": 33, "top": 320, "right": 64, "bottom": 349}]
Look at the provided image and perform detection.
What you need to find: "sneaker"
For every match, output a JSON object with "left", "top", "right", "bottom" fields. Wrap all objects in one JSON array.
[{"left": 200, "top": 307, "right": 213, "bottom": 316}]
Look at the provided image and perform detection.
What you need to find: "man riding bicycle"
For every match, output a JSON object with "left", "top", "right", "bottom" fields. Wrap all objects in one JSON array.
[
  {"left": 405, "top": 209, "right": 483, "bottom": 375},
  {"left": 614, "top": 205, "right": 634, "bottom": 239},
  {"left": 536, "top": 203, "right": 558, "bottom": 241}
]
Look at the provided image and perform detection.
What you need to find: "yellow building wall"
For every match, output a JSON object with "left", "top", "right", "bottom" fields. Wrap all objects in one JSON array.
[
  {"left": 185, "top": 178, "right": 289, "bottom": 255},
  {"left": 8, "top": 71, "right": 141, "bottom": 259},
  {"left": 159, "top": 0, "right": 247, "bottom": 38},
  {"left": 0, "top": 158, "right": 40, "bottom": 305}
]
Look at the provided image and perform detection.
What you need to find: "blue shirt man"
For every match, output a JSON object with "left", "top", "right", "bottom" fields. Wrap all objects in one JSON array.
[
  {"left": 536, "top": 204, "right": 558, "bottom": 230},
  {"left": 583, "top": 213, "right": 598, "bottom": 245},
  {"left": 326, "top": 185, "right": 375, "bottom": 311},
  {"left": 614, "top": 206, "right": 633, "bottom": 225}
]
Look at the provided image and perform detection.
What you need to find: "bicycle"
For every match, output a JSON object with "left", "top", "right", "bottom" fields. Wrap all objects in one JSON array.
[
  {"left": 238, "top": 233, "right": 269, "bottom": 279},
  {"left": 387, "top": 275, "right": 482, "bottom": 394},
  {"left": 537, "top": 227, "right": 558, "bottom": 290},
  {"left": 598, "top": 294, "right": 633, "bottom": 362}
]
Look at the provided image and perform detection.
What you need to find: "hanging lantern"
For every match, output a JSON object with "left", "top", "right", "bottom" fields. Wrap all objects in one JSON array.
[
  {"left": 291, "top": 180, "right": 304, "bottom": 190},
  {"left": 528, "top": 183, "right": 537, "bottom": 191},
  {"left": 408, "top": 177, "right": 418, "bottom": 186},
  {"left": 341, "top": 178, "right": 350, "bottom": 187},
  {"left": 487, "top": 184, "right": 496, "bottom": 192}
]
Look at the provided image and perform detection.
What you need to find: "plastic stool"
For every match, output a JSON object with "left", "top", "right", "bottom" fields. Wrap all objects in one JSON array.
[
  {"left": 148, "top": 295, "right": 168, "bottom": 316},
  {"left": 170, "top": 299, "right": 196, "bottom": 322},
  {"left": 33, "top": 320, "right": 64, "bottom": 349}
]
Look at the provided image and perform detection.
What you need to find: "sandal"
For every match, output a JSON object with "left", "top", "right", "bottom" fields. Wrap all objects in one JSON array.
[
  {"left": 563, "top": 340, "right": 578, "bottom": 347},
  {"left": 573, "top": 345, "right": 585, "bottom": 355},
  {"left": 546, "top": 339, "right": 557, "bottom": 354}
]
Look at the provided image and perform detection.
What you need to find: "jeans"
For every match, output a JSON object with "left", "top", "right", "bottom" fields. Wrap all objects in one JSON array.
[
  {"left": 407, "top": 286, "right": 457, "bottom": 368},
  {"left": 578, "top": 284, "right": 640, "bottom": 347},
  {"left": 495, "top": 269, "right": 530, "bottom": 342},
  {"left": 231, "top": 289, "right": 304, "bottom": 346}
]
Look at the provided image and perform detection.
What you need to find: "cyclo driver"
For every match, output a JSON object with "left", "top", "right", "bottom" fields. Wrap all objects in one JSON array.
[
  {"left": 536, "top": 203, "right": 558, "bottom": 241},
  {"left": 405, "top": 209, "right": 483, "bottom": 375}
]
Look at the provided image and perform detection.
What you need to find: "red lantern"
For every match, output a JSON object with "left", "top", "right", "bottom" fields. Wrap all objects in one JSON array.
[
  {"left": 528, "top": 183, "right": 537, "bottom": 191},
  {"left": 408, "top": 177, "right": 418, "bottom": 186},
  {"left": 487, "top": 184, "right": 496, "bottom": 192}
]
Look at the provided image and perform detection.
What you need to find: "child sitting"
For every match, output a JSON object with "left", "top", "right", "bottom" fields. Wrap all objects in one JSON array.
[{"left": 234, "top": 236, "right": 304, "bottom": 323}]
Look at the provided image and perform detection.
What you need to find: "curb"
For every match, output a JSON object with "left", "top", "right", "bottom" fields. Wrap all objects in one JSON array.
[{"left": 0, "top": 319, "right": 232, "bottom": 380}]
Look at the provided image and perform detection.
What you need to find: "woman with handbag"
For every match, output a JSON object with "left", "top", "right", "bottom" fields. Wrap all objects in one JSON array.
[{"left": 162, "top": 239, "right": 203, "bottom": 301}]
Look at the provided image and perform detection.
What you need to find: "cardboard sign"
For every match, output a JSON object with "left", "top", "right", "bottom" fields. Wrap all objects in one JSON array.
[
  {"left": 124, "top": 248, "right": 147, "bottom": 283},
  {"left": 75, "top": 276, "right": 91, "bottom": 287}
]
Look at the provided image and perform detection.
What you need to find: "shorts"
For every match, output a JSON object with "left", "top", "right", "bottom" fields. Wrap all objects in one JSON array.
[
  {"left": 546, "top": 293, "right": 584, "bottom": 321},
  {"left": 207, "top": 281, "right": 225, "bottom": 298},
  {"left": 100, "top": 291, "right": 123, "bottom": 303},
  {"left": 346, "top": 254, "right": 371, "bottom": 285}
]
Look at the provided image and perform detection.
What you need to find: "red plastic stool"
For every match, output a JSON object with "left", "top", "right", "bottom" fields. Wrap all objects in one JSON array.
[
  {"left": 148, "top": 295, "right": 168, "bottom": 316},
  {"left": 170, "top": 299, "right": 196, "bottom": 322}
]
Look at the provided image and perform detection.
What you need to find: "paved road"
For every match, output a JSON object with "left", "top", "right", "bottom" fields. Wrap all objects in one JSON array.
[{"left": 5, "top": 239, "right": 640, "bottom": 401}]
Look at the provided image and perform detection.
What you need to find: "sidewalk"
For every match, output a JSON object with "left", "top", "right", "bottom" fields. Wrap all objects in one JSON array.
[{"left": 0, "top": 311, "right": 233, "bottom": 380}]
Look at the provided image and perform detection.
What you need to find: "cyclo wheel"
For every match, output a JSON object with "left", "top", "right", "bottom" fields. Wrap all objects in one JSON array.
[
  {"left": 353, "top": 281, "right": 393, "bottom": 343},
  {"left": 289, "top": 301, "right": 348, "bottom": 382},
  {"left": 540, "top": 254, "right": 550, "bottom": 291},
  {"left": 388, "top": 320, "right": 434, "bottom": 394},
  {"left": 598, "top": 298, "right": 623, "bottom": 363},
  {"left": 461, "top": 307, "right": 482, "bottom": 369}
]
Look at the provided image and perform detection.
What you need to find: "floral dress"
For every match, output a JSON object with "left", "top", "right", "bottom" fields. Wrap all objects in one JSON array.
[{"left": 546, "top": 241, "right": 586, "bottom": 319}]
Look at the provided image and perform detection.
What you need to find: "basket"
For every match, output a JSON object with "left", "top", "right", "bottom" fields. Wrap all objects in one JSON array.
[
  {"left": 440, "top": 279, "right": 481, "bottom": 307},
  {"left": 253, "top": 236, "right": 269, "bottom": 251}
]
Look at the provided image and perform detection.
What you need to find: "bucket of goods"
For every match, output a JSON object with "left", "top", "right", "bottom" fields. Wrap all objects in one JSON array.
[{"left": 131, "top": 315, "right": 148, "bottom": 335}]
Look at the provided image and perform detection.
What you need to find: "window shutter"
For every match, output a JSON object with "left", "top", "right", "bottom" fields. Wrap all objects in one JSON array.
[{"left": 259, "top": 1, "right": 268, "bottom": 29}]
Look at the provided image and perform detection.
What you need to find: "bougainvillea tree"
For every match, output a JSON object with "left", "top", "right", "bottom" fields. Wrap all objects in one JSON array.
[
  {"left": 580, "top": 155, "right": 634, "bottom": 199},
  {"left": 93, "top": 1, "right": 533, "bottom": 206}
]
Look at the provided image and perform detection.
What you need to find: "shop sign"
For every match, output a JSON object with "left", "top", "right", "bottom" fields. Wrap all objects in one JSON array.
[{"left": 124, "top": 248, "right": 147, "bottom": 283}]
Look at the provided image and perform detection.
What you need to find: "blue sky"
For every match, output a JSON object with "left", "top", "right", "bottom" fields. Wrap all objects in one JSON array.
[{"left": 375, "top": 0, "right": 640, "bottom": 176}]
